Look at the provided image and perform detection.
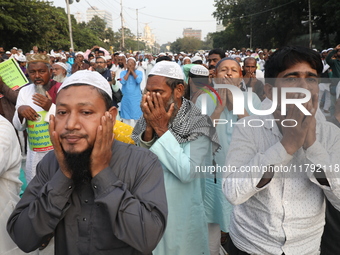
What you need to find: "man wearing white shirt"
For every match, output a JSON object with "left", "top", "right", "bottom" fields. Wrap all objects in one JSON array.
[{"left": 223, "top": 46, "right": 340, "bottom": 255}]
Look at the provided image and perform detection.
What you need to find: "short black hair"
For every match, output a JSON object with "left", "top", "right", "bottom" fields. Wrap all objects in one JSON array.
[
  {"left": 264, "top": 46, "right": 323, "bottom": 80},
  {"left": 208, "top": 48, "right": 225, "bottom": 59},
  {"left": 156, "top": 56, "right": 172, "bottom": 63}
]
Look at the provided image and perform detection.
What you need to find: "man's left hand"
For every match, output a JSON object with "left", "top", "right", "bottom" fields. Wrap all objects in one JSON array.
[
  {"left": 303, "top": 93, "right": 318, "bottom": 150},
  {"left": 90, "top": 111, "right": 115, "bottom": 177},
  {"left": 33, "top": 91, "right": 52, "bottom": 111},
  {"left": 142, "top": 92, "right": 174, "bottom": 137}
]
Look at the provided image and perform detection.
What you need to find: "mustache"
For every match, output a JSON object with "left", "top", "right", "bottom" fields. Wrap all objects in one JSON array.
[{"left": 60, "top": 132, "right": 88, "bottom": 139}]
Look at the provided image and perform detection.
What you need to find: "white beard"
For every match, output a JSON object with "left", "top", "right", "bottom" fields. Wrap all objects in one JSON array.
[
  {"left": 35, "top": 85, "right": 46, "bottom": 96},
  {"left": 53, "top": 74, "right": 66, "bottom": 83}
]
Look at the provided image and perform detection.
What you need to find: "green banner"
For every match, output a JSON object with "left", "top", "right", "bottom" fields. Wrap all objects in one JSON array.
[
  {"left": 0, "top": 58, "right": 28, "bottom": 90},
  {"left": 27, "top": 111, "right": 53, "bottom": 152}
]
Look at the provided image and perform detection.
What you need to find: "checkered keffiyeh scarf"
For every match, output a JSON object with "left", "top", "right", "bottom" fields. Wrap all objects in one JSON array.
[{"left": 132, "top": 98, "right": 220, "bottom": 153}]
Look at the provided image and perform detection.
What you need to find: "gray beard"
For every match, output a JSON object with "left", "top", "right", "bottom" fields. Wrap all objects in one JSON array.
[
  {"left": 53, "top": 74, "right": 66, "bottom": 83},
  {"left": 35, "top": 85, "right": 47, "bottom": 95},
  {"left": 95, "top": 67, "right": 107, "bottom": 74},
  {"left": 166, "top": 95, "right": 179, "bottom": 124}
]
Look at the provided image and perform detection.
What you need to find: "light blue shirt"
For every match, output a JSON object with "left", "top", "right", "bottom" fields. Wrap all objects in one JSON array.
[
  {"left": 138, "top": 130, "right": 210, "bottom": 255},
  {"left": 195, "top": 91, "right": 261, "bottom": 231},
  {"left": 120, "top": 69, "right": 143, "bottom": 120}
]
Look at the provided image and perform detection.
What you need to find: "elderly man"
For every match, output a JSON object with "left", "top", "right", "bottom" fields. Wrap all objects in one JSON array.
[
  {"left": 71, "top": 52, "right": 90, "bottom": 74},
  {"left": 242, "top": 57, "right": 265, "bottom": 101},
  {"left": 195, "top": 57, "right": 261, "bottom": 255},
  {"left": 111, "top": 54, "right": 126, "bottom": 90},
  {"left": 95, "top": 56, "right": 112, "bottom": 85},
  {"left": 223, "top": 46, "right": 340, "bottom": 255},
  {"left": 13, "top": 54, "right": 61, "bottom": 183},
  {"left": 132, "top": 61, "right": 219, "bottom": 255},
  {"left": 52, "top": 62, "right": 68, "bottom": 83},
  {"left": 120, "top": 57, "right": 143, "bottom": 127},
  {"left": 7, "top": 70, "right": 167, "bottom": 255}
]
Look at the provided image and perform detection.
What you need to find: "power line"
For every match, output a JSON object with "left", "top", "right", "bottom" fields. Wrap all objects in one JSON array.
[{"left": 223, "top": 0, "right": 298, "bottom": 21}]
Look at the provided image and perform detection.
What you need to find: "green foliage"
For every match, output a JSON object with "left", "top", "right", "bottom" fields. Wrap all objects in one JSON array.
[
  {"left": 170, "top": 37, "right": 202, "bottom": 53},
  {"left": 212, "top": 0, "right": 340, "bottom": 50},
  {"left": 0, "top": 0, "right": 142, "bottom": 53}
]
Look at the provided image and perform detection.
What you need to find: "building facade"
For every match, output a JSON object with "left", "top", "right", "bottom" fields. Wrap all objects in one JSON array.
[
  {"left": 86, "top": 7, "right": 113, "bottom": 30},
  {"left": 183, "top": 28, "right": 202, "bottom": 40}
]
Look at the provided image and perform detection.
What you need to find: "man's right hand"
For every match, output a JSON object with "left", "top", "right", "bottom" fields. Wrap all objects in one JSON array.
[
  {"left": 49, "top": 114, "right": 72, "bottom": 178},
  {"left": 18, "top": 105, "right": 39, "bottom": 121},
  {"left": 280, "top": 93, "right": 317, "bottom": 155}
]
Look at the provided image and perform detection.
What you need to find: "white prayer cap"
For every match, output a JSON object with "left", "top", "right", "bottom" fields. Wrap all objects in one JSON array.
[
  {"left": 191, "top": 55, "right": 202, "bottom": 63},
  {"left": 96, "top": 56, "right": 106, "bottom": 62},
  {"left": 149, "top": 61, "right": 184, "bottom": 80},
  {"left": 127, "top": 57, "right": 136, "bottom": 62},
  {"left": 53, "top": 62, "right": 68, "bottom": 71},
  {"left": 189, "top": 65, "right": 209, "bottom": 77},
  {"left": 327, "top": 48, "right": 333, "bottom": 51},
  {"left": 158, "top": 52, "right": 166, "bottom": 57},
  {"left": 321, "top": 49, "right": 327, "bottom": 53},
  {"left": 118, "top": 53, "right": 125, "bottom": 57},
  {"left": 183, "top": 56, "right": 191, "bottom": 62},
  {"left": 258, "top": 50, "right": 263, "bottom": 54},
  {"left": 15, "top": 55, "right": 27, "bottom": 62},
  {"left": 105, "top": 55, "right": 112, "bottom": 60},
  {"left": 75, "top": 51, "right": 84, "bottom": 56},
  {"left": 90, "top": 58, "right": 96, "bottom": 63},
  {"left": 5, "top": 51, "right": 10, "bottom": 54},
  {"left": 58, "top": 70, "right": 112, "bottom": 99}
]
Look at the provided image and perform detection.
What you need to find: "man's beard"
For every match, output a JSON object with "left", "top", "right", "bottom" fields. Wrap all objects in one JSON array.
[
  {"left": 166, "top": 94, "right": 179, "bottom": 124},
  {"left": 63, "top": 146, "right": 93, "bottom": 188},
  {"left": 53, "top": 74, "right": 66, "bottom": 83},
  {"left": 35, "top": 85, "right": 47, "bottom": 96},
  {"left": 95, "top": 67, "right": 107, "bottom": 74},
  {"left": 118, "top": 63, "right": 124, "bottom": 68},
  {"left": 107, "top": 63, "right": 113, "bottom": 69}
]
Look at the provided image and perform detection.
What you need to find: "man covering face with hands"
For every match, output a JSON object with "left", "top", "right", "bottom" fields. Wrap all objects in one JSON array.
[
  {"left": 132, "top": 61, "right": 220, "bottom": 255},
  {"left": 223, "top": 46, "right": 340, "bottom": 255},
  {"left": 7, "top": 70, "right": 167, "bottom": 255}
]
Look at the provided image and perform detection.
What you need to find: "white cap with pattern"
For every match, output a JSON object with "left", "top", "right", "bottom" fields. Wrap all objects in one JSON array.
[
  {"left": 149, "top": 61, "right": 184, "bottom": 80},
  {"left": 58, "top": 70, "right": 112, "bottom": 99}
]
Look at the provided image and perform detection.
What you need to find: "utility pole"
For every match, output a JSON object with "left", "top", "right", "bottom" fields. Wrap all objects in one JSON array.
[
  {"left": 66, "top": 0, "right": 74, "bottom": 50},
  {"left": 120, "top": 0, "right": 125, "bottom": 51},
  {"left": 308, "top": 0, "right": 312, "bottom": 49},
  {"left": 136, "top": 7, "right": 146, "bottom": 52}
]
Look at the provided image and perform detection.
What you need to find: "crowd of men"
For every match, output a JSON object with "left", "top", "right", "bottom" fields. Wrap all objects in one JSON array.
[{"left": 0, "top": 43, "right": 340, "bottom": 255}]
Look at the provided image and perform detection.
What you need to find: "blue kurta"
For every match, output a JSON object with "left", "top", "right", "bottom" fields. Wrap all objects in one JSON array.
[
  {"left": 120, "top": 70, "right": 143, "bottom": 120},
  {"left": 195, "top": 91, "right": 262, "bottom": 232},
  {"left": 149, "top": 131, "right": 210, "bottom": 255}
]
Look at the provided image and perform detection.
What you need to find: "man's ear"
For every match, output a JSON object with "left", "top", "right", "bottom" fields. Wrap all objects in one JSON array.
[
  {"left": 264, "top": 83, "right": 273, "bottom": 100},
  {"left": 108, "top": 106, "right": 118, "bottom": 123},
  {"left": 174, "top": 83, "right": 185, "bottom": 99}
]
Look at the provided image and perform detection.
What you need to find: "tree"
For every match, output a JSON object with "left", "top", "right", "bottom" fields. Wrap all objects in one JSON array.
[
  {"left": 87, "top": 15, "right": 107, "bottom": 42},
  {"left": 170, "top": 37, "right": 202, "bottom": 53},
  {"left": 212, "top": 0, "right": 311, "bottom": 49}
]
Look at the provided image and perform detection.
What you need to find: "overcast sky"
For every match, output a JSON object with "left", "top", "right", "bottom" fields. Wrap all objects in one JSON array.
[{"left": 52, "top": 0, "right": 218, "bottom": 45}]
